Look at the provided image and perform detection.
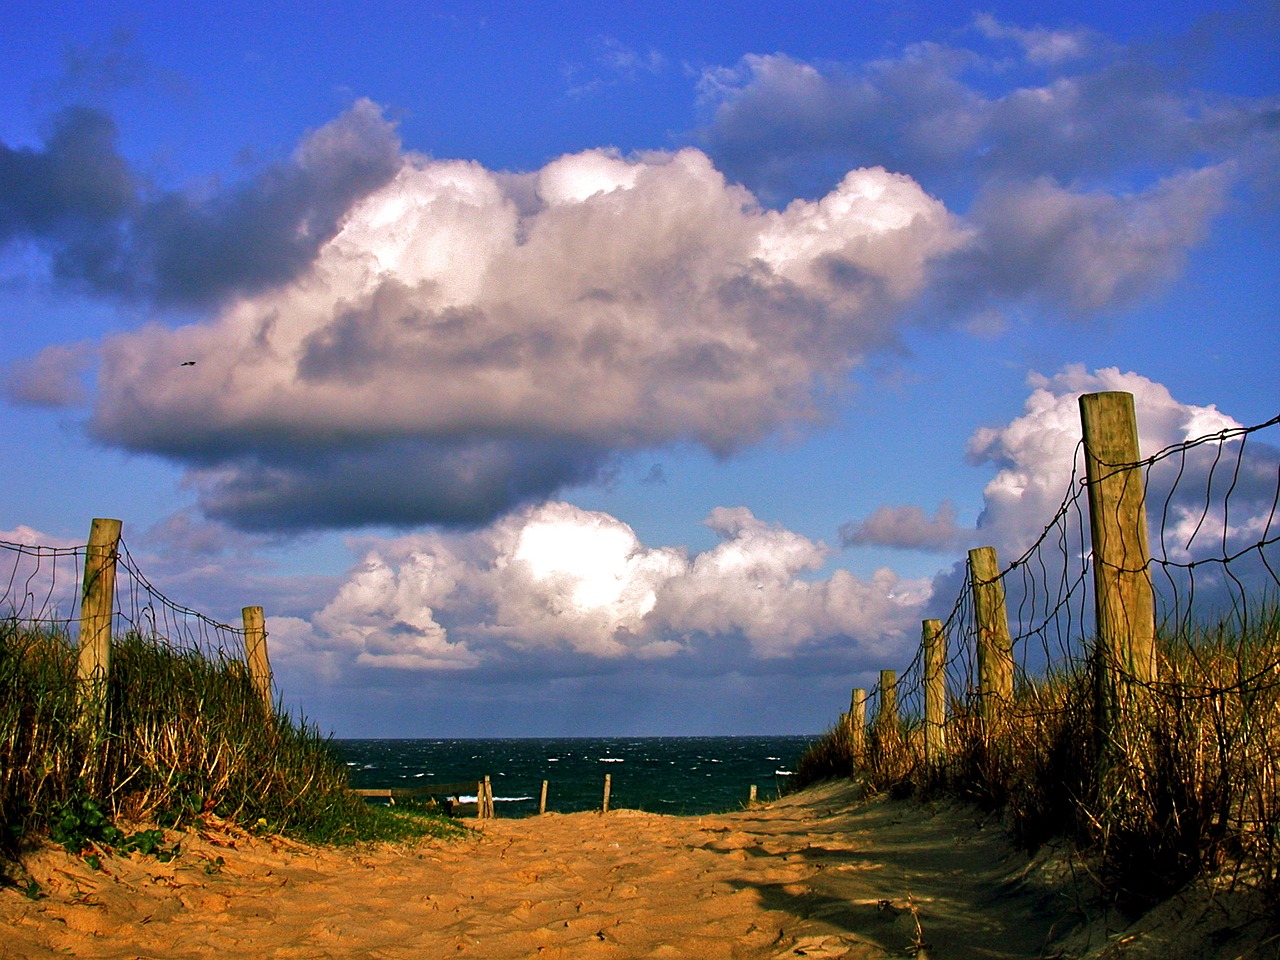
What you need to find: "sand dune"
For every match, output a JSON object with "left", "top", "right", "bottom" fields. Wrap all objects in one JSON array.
[{"left": 2, "top": 782, "right": 1273, "bottom": 959}]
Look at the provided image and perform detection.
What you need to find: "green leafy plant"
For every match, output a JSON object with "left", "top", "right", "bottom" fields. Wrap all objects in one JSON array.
[{"left": 48, "top": 792, "right": 125, "bottom": 854}]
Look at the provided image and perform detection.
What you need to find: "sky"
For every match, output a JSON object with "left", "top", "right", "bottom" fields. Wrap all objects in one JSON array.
[{"left": 1, "top": 0, "right": 1277, "bottom": 738}]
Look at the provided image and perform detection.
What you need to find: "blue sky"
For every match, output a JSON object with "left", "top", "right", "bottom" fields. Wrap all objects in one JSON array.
[{"left": 1, "top": 0, "right": 1276, "bottom": 737}]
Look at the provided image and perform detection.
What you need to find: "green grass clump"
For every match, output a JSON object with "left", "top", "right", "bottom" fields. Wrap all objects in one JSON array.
[
  {"left": 792, "top": 604, "right": 1280, "bottom": 912},
  {"left": 0, "top": 623, "right": 460, "bottom": 859}
]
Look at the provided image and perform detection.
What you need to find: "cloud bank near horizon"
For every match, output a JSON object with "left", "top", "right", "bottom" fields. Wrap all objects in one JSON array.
[{"left": 266, "top": 501, "right": 930, "bottom": 677}]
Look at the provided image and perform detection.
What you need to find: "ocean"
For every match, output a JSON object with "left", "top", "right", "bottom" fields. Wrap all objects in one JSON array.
[{"left": 332, "top": 736, "right": 817, "bottom": 817}]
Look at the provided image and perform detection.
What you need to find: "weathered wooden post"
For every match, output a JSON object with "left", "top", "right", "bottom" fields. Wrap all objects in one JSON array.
[
  {"left": 969, "top": 546, "right": 1013, "bottom": 737},
  {"left": 539, "top": 779, "right": 548, "bottom": 815},
  {"left": 1079, "top": 391, "right": 1157, "bottom": 743},
  {"left": 241, "top": 606, "right": 273, "bottom": 711},
  {"left": 749, "top": 784, "right": 758, "bottom": 805},
  {"left": 78, "top": 518, "right": 122, "bottom": 724},
  {"left": 483, "top": 775, "right": 494, "bottom": 818},
  {"left": 923, "top": 619, "right": 947, "bottom": 768},
  {"left": 877, "top": 670, "right": 898, "bottom": 730},
  {"left": 849, "top": 687, "right": 866, "bottom": 765},
  {"left": 602, "top": 773, "right": 612, "bottom": 813}
]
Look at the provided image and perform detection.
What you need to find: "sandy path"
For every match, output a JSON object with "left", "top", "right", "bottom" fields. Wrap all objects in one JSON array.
[{"left": 2, "top": 782, "right": 1070, "bottom": 960}]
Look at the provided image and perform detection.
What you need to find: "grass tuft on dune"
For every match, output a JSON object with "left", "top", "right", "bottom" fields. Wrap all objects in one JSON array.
[
  {"left": 0, "top": 623, "right": 460, "bottom": 865},
  {"left": 793, "top": 604, "right": 1280, "bottom": 913}
]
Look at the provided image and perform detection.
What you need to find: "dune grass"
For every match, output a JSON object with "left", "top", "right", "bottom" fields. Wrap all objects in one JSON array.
[
  {"left": 0, "top": 622, "right": 460, "bottom": 865},
  {"left": 793, "top": 605, "right": 1280, "bottom": 912}
]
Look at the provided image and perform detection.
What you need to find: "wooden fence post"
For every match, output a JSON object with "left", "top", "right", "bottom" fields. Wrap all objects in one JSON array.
[
  {"left": 969, "top": 546, "right": 1013, "bottom": 737},
  {"left": 850, "top": 688, "right": 866, "bottom": 765},
  {"left": 539, "top": 779, "right": 548, "bottom": 815},
  {"left": 602, "top": 773, "right": 612, "bottom": 813},
  {"left": 241, "top": 606, "right": 273, "bottom": 711},
  {"left": 78, "top": 518, "right": 122, "bottom": 724},
  {"left": 923, "top": 619, "right": 947, "bottom": 768},
  {"left": 877, "top": 670, "right": 898, "bottom": 730},
  {"left": 1079, "top": 391, "right": 1157, "bottom": 742},
  {"left": 244, "top": 609, "right": 277, "bottom": 716}
]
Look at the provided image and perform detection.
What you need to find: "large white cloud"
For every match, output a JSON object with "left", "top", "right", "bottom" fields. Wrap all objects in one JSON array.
[
  {"left": 840, "top": 367, "right": 1277, "bottom": 645},
  {"left": 288, "top": 502, "right": 930, "bottom": 672},
  {"left": 965, "top": 366, "right": 1247, "bottom": 561},
  {"left": 83, "top": 146, "right": 966, "bottom": 530}
]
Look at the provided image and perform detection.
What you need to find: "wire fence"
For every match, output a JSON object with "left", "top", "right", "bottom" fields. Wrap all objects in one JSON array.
[
  {"left": 841, "top": 399, "right": 1280, "bottom": 903},
  {"left": 879, "top": 410, "right": 1280, "bottom": 735},
  {"left": 0, "top": 533, "right": 248, "bottom": 664}
]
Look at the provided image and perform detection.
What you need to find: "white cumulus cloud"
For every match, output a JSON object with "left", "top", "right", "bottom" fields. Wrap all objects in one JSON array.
[
  {"left": 288, "top": 502, "right": 930, "bottom": 672},
  {"left": 85, "top": 145, "right": 966, "bottom": 531},
  {"left": 965, "top": 365, "right": 1247, "bottom": 560}
]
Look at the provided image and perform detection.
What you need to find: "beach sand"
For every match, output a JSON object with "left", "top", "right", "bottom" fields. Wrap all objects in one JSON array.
[{"left": 2, "top": 781, "right": 1273, "bottom": 959}]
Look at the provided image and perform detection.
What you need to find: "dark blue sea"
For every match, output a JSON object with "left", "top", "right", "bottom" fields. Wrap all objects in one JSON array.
[{"left": 332, "top": 736, "right": 816, "bottom": 817}]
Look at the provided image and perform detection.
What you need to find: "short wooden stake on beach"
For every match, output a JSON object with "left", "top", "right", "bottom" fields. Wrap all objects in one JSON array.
[
  {"left": 77, "top": 518, "right": 122, "bottom": 727},
  {"left": 241, "top": 605, "right": 273, "bottom": 712},
  {"left": 749, "top": 784, "right": 757, "bottom": 805},
  {"left": 1079, "top": 391, "right": 1157, "bottom": 746},
  {"left": 602, "top": 774, "right": 612, "bottom": 813},
  {"left": 970, "top": 546, "right": 1013, "bottom": 736},
  {"left": 923, "top": 618, "right": 947, "bottom": 768},
  {"left": 539, "top": 779, "right": 548, "bottom": 815},
  {"left": 483, "top": 776, "right": 494, "bottom": 818}
]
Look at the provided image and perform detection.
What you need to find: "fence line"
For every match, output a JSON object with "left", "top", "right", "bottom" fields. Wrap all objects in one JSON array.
[
  {"left": 1, "top": 519, "right": 271, "bottom": 710},
  {"left": 877, "top": 404, "right": 1280, "bottom": 740},
  {"left": 846, "top": 393, "right": 1280, "bottom": 894}
]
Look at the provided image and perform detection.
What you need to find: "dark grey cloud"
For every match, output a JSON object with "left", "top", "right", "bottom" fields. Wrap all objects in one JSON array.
[
  {"left": 190, "top": 437, "right": 613, "bottom": 532},
  {"left": 696, "top": 47, "right": 983, "bottom": 202},
  {"left": 0, "top": 99, "right": 400, "bottom": 307},
  {"left": 695, "top": 24, "right": 1280, "bottom": 204},
  {"left": 694, "top": 22, "right": 1273, "bottom": 322},
  {"left": 0, "top": 107, "right": 135, "bottom": 237}
]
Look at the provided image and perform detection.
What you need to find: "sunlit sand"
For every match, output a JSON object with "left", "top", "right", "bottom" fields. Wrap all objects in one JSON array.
[{"left": 2, "top": 782, "right": 1270, "bottom": 959}]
